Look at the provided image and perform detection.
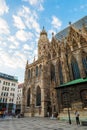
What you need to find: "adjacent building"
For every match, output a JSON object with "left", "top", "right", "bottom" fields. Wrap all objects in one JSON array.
[
  {"left": 22, "top": 16, "right": 87, "bottom": 119},
  {"left": 16, "top": 83, "right": 23, "bottom": 114},
  {"left": 0, "top": 72, "right": 18, "bottom": 116}
]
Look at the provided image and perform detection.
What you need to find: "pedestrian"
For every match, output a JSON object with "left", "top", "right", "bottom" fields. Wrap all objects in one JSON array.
[{"left": 75, "top": 110, "right": 80, "bottom": 125}]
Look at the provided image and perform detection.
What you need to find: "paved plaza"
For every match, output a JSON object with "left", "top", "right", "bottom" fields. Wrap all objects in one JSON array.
[{"left": 0, "top": 117, "right": 87, "bottom": 130}]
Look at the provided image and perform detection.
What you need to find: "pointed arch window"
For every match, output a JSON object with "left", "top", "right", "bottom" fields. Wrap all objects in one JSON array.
[
  {"left": 58, "top": 61, "right": 63, "bottom": 84},
  {"left": 51, "top": 64, "right": 56, "bottom": 82},
  {"left": 36, "top": 66, "right": 38, "bottom": 76},
  {"left": 27, "top": 88, "right": 30, "bottom": 107},
  {"left": 28, "top": 69, "right": 30, "bottom": 79},
  {"left": 39, "top": 64, "right": 42, "bottom": 76},
  {"left": 31, "top": 68, "right": 33, "bottom": 78},
  {"left": 82, "top": 56, "right": 87, "bottom": 76},
  {"left": 36, "top": 86, "right": 41, "bottom": 106},
  {"left": 71, "top": 58, "right": 80, "bottom": 79}
]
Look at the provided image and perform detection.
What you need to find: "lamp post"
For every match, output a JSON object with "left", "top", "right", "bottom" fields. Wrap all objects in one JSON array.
[
  {"left": 67, "top": 92, "right": 71, "bottom": 124},
  {"left": 68, "top": 104, "right": 71, "bottom": 124}
]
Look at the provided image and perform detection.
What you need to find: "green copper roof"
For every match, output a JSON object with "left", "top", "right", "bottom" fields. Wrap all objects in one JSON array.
[{"left": 56, "top": 78, "right": 87, "bottom": 88}]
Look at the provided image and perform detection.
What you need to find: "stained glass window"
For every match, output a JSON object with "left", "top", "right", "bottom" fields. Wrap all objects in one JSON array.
[
  {"left": 71, "top": 58, "right": 80, "bottom": 79},
  {"left": 51, "top": 64, "right": 56, "bottom": 82},
  {"left": 58, "top": 62, "right": 63, "bottom": 84},
  {"left": 82, "top": 56, "right": 87, "bottom": 76},
  {"left": 28, "top": 69, "right": 30, "bottom": 79},
  {"left": 36, "top": 86, "right": 41, "bottom": 106},
  {"left": 27, "top": 88, "right": 30, "bottom": 107},
  {"left": 36, "top": 66, "right": 38, "bottom": 76}
]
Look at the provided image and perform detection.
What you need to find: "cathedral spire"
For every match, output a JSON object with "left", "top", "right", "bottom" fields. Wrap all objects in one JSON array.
[
  {"left": 40, "top": 26, "right": 47, "bottom": 36},
  {"left": 26, "top": 60, "right": 28, "bottom": 68}
]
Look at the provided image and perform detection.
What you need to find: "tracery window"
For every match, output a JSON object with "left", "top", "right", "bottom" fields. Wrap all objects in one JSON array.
[
  {"left": 36, "top": 86, "right": 41, "bottom": 106},
  {"left": 31, "top": 68, "right": 33, "bottom": 78},
  {"left": 82, "top": 56, "right": 87, "bottom": 76},
  {"left": 58, "top": 61, "right": 63, "bottom": 84},
  {"left": 28, "top": 69, "right": 30, "bottom": 79},
  {"left": 51, "top": 64, "right": 56, "bottom": 82},
  {"left": 39, "top": 64, "right": 42, "bottom": 76},
  {"left": 80, "top": 89, "right": 87, "bottom": 108},
  {"left": 36, "top": 66, "right": 38, "bottom": 76},
  {"left": 71, "top": 58, "right": 80, "bottom": 79},
  {"left": 27, "top": 88, "right": 30, "bottom": 107}
]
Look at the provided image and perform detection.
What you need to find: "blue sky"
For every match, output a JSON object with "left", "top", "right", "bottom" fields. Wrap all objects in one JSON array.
[{"left": 0, "top": 0, "right": 87, "bottom": 83}]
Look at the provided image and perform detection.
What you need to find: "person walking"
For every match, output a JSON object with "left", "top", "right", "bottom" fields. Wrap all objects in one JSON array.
[{"left": 75, "top": 110, "right": 80, "bottom": 125}]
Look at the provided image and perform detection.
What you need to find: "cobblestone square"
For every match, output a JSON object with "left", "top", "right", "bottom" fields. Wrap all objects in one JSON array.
[{"left": 0, "top": 117, "right": 87, "bottom": 130}]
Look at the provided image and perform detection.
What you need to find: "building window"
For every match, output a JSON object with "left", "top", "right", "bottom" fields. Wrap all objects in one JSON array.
[
  {"left": 51, "top": 64, "right": 56, "bottom": 82},
  {"left": 27, "top": 88, "right": 30, "bottom": 107},
  {"left": 58, "top": 61, "right": 63, "bottom": 84},
  {"left": 28, "top": 69, "right": 30, "bottom": 79},
  {"left": 82, "top": 56, "right": 87, "bottom": 76},
  {"left": 71, "top": 58, "right": 80, "bottom": 79},
  {"left": 39, "top": 64, "right": 42, "bottom": 76},
  {"left": 36, "top": 86, "right": 41, "bottom": 106},
  {"left": 36, "top": 66, "right": 38, "bottom": 76}
]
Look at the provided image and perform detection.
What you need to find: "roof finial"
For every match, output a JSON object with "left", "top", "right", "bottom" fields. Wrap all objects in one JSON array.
[
  {"left": 43, "top": 26, "right": 44, "bottom": 30},
  {"left": 33, "top": 56, "right": 35, "bottom": 62},
  {"left": 69, "top": 21, "right": 71, "bottom": 25}
]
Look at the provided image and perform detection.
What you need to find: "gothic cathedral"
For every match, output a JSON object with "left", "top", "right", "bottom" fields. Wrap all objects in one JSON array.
[{"left": 22, "top": 16, "right": 87, "bottom": 118}]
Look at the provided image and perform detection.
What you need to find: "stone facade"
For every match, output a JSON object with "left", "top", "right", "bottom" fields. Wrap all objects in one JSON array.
[{"left": 22, "top": 17, "right": 87, "bottom": 117}]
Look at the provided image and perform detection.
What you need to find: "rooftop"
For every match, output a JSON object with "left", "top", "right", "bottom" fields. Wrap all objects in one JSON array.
[
  {"left": 55, "top": 78, "right": 87, "bottom": 88},
  {"left": 55, "top": 16, "right": 87, "bottom": 40},
  {"left": 0, "top": 72, "right": 18, "bottom": 82}
]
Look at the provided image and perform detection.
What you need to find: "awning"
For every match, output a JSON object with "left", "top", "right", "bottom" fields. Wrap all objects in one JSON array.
[{"left": 55, "top": 78, "right": 87, "bottom": 88}]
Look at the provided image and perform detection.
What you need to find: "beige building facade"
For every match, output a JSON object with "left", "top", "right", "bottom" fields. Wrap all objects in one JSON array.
[{"left": 22, "top": 16, "right": 87, "bottom": 118}]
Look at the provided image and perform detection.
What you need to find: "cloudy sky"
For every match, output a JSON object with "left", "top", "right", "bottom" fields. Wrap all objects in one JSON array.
[{"left": 0, "top": 0, "right": 87, "bottom": 83}]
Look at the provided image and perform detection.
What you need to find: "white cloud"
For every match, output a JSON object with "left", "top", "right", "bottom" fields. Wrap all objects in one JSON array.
[
  {"left": 17, "top": 6, "right": 40, "bottom": 33},
  {"left": 13, "top": 15, "right": 26, "bottom": 29},
  {"left": 22, "top": 0, "right": 44, "bottom": 11},
  {"left": 0, "top": 18, "right": 10, "bottom": 34},
  {"left": 23, "top": 0, "right": 43, "bottom": 6},
  {"left": 16, "top": 30, "right": 34, "bottom": 42},
  {"left": 51, "top": 16, "right": 62, "bottom": 29},
  {"left": 0, "top": 50, "right": 27, "bottom": 69},
  {"left": 0, "top": 0, "right": 9, "bottom": 15},
  {"left": 23, "top": 44, "right": 33, "bottom": 50},
  {"left": 8, "top": 36, "right": 20, "bottom": 47}
]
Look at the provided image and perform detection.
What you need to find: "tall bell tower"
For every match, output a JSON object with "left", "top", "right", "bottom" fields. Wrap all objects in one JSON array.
[{"left": 38, "top": 27, "right": 49, "bottom": 58}]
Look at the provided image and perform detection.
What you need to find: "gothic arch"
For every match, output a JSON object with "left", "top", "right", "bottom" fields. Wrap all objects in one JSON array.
[
  {"left": 27, "top": 88, "right": 31, "bottom": 107},
  {"left": 50, "top": 63, "right": 56, "bottom": 82},
  {"left": 36, "top": 66, "right": 38, "bottom": 76},
  {"left": 36, "top": 86, "right": 41, "bottom": 106},
  {"left": 39, "top": 64, "right": 42, "bottom": 76},
  {"left": 28, "top": 69, "right": 31, "bottom": 79},
  {"left": 31, "top": 68, "right": 33, "bottom": 78},
  {"left": 58, "top": 60, "right": 63, "bottom": 84},
  {"left": 70, "top": 56, "right": 80, "bottom": 80}
]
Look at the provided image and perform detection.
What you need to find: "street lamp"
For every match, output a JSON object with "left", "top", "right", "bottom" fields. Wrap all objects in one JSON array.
[
  {"left": 67, "top": 104, "right": 71, "bottom": 124},
  {"left": 67, "top": 92, "right": 71, "bottom": 124}
]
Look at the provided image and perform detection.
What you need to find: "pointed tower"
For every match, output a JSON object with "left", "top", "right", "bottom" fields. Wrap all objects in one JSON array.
[{"left": 38, "top": 27, "right": 49, "bottom": 58}]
